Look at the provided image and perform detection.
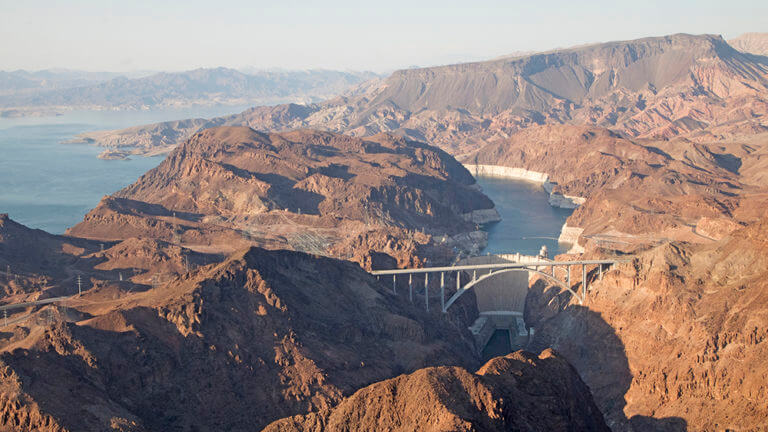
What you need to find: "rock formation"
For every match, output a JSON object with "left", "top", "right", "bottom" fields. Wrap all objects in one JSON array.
[
  {"left": 0, "top": 213, "right": 216, "bottom": 300},
  {"left": 525, "top": 215, "right": 768, "bottom": 430},
  {"left": 68, "top": 127, "right": 498, "bottom": 267},
  {"left": 0, "top": 246, "right": 481, "bottom": 431},
  {"left": 265, "top": 349, "right": 609, "bottom": 432}
]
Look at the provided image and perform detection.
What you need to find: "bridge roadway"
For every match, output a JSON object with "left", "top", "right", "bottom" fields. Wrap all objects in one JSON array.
[{"left": 371, "top": 258, "right": 627, "bottom": 313}]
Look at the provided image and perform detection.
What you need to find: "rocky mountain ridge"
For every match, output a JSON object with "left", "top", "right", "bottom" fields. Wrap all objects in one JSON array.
[
  {"left": 72, "top": 33, "right": 768, "bottom": 157},
  {"left": 0, "top": 246, "right": 483, "bottom": 431},
  {"left": 68, "top": 127, "right": 499, "bottom": 267},
  {"left": 265, "top": 349, "right": 609, "bottom": 432}
]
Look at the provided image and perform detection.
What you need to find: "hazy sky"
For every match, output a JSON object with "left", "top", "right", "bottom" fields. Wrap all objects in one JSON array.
[{"left": 1, "top": 0, "right": 765, "bottom": 73}]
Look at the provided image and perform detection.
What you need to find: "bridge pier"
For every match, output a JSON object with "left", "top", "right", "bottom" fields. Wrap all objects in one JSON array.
[
  {"left": 409, "top": 274, "right": 413, "bottom": 303},
  {"left": 440, "top": 272, "right": 445, "bottom": 313},
  {"left": 425, "top": 273, "right": 429, "bottom": 312},
  {"left": 392, "top": 274, "right": 396, "bottom": 294}
]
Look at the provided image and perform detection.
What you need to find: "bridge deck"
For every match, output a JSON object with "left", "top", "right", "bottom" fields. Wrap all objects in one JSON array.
[{"left": 370, "top": 259, "right": 628, "bottom": 275}]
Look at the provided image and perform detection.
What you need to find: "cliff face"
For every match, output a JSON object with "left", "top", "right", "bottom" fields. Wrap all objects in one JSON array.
[
  {"left": 0, "top": 246, "right": 479, "bottom": 431},
  {"left": 264, "top": 349, "right": 609, "bottom": 432},
  {"left": 525, "top": 216, "right": 768, "bottom": 430},
  {"left": 68, "top": 127, "right": 497, "bottom": 266},
  {"left": 74, "top": 34, "right": 768, "bottom": 156}
]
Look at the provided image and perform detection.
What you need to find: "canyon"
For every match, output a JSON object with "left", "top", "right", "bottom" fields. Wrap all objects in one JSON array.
[
  {"left": 1, "top": 30, "right": 767, "bottom": 431},
  {"left": 0, "top": 214, "right": 609, "bottom": 431}
]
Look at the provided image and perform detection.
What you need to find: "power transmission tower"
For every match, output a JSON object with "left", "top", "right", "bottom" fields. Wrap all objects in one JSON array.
[{"left": 77, "top": 275, "right": 82, "bottom": 296}]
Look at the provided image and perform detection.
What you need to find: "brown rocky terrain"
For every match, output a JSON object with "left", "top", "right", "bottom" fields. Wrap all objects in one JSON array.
[
  {"left": 68, "top": 126, "right": 498, "bottom": 267},
  {"left": 0, "top": 213, "right": 217, "bottom": 301},
  {"left": 265, "top": 349, "right": 609, "bottom": 432},
  {"left": 73, "top": 34, "right": 768, "bottom": 157},
  {"left": 729, "top": 32, "right": 768, "bottom": 56},
  {"left": 0, "top": 246, "right": 484, "bottom": 431},
  {"left": 524, "top": 215, "right": 768, "bottom": 430},
  {"left": 464, "top": 124, "right": 768, "bottom": 252}
]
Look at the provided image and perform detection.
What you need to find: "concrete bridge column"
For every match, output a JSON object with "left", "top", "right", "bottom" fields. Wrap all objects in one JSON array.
[{"left": 440, "top": 272, "right": 445, "bottom": 313}]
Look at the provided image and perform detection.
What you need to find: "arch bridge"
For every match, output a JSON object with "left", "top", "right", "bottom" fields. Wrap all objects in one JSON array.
[{"left": 371, "top": 259, "right": 626, "bottom": 313}]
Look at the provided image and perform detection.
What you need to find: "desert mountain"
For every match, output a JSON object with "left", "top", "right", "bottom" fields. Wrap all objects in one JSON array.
[
  {"left": 525, "top": 214, "right": 768, "bottom": 430},
  {"left": 74, "top": 33, "right": 768, "bottom": 156},
  {"left": 68, "top": 127, "right": 498, "bottom": 267},
  {"left": 0, "top": 67, "right": 378, "bottom": 117},
  {"left": 265, "top": 349, "right": 609, "bottom": 432},
  {"left": 0, "top": 246, "right": 481, "bottom": 431},
  {"left": 728, "top": 32, "right": 768, "bottom": 56}
]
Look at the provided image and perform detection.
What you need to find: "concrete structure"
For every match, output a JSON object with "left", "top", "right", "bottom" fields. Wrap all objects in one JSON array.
[
  {"left": 372, "top": 257, "right": 624, "bottom": 312},
  {"left": 372, "top": 255, "right": 625, "bottom": 353}
]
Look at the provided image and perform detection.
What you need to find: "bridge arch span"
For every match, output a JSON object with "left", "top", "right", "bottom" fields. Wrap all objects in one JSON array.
[{"left": 442, "top": 267, "right": 581, "bottom": 312}]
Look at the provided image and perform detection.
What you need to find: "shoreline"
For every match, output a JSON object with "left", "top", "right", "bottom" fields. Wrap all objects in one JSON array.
[{"left": 464, "top": 163, "right": 586, "bottom": 255}]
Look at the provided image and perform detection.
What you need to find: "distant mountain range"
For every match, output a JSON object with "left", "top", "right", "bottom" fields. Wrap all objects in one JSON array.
[
  {"left": 74, "top": 33, "right": 768, "bottom": 155},
  {"left": 0, "top": 68, "right": 380, "bottom": 117}
]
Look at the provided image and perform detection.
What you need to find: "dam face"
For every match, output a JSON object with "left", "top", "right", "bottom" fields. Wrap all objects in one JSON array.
[{"left": 459, "top": 255, "right": 535, "bottom": 357}]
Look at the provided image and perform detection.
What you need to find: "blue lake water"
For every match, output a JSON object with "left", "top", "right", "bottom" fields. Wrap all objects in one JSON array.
[
  {"left": 476, "top": 176, "right": 573, "bottom": 256},
  {"left": 0, "top": 106, "right": 252, "bottom": 234}
]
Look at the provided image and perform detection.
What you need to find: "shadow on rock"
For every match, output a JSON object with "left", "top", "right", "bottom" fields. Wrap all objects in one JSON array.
[{"left": 525, "top": 279, "right": 687, "bottom": 431}]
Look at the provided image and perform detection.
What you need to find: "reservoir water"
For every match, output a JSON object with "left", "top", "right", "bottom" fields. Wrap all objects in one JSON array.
[
  {"left": 0, "top": 106, "right": 252, "bottom": 234},
  {"left": 476, "top": 176, "right": 573, "bottom": 256},
  {"left": 1, "top": 111, "right": 573, "bottom": 256}
]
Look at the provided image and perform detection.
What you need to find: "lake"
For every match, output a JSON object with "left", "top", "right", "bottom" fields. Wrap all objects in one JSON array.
[
  {"left": 0, "top": 106, "right": 252, "bottom": 234},
  {"left": 476, "top": 176, "right": 573, "bottom": 256}
]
